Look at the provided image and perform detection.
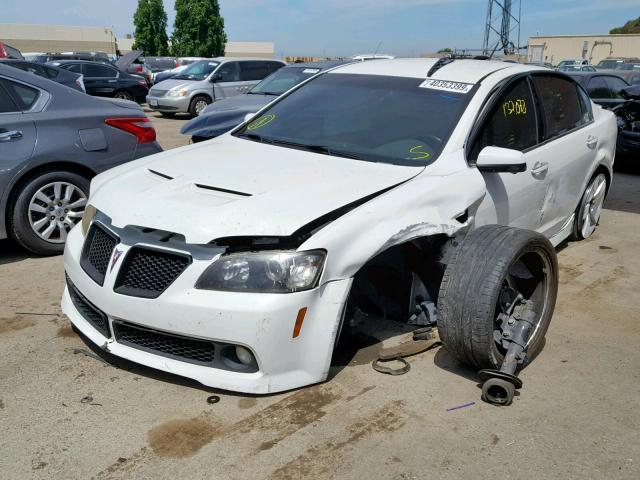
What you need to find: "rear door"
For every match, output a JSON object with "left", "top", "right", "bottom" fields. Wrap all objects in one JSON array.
[
  {"left": 530, "top": 74, "right": 597, "bottom": 237},
  {"left": 471, "top": 76, "right": 549, "bottom": 230},
  {"left": 0, "top": 77, "right": 38, "bottom": 166},
  {"left": 82, "top": 63, "right": 119, "bottom": 97},
  {"left": 212, "top": 61, "right": 242, "bottom": 99}
]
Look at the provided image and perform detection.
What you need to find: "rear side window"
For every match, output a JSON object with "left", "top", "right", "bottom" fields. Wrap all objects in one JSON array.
[
  {"left": 240, "top": 61, "right": 270, "bottom": 81},
  {"left": 587, "top": 76, "right": 611, "bottom": 99},
  {"left": 470, "top": 78, "right": 538, "bottom": 160},
  {"left": 576, "top": 86, "right": 594, "bottom": 124},
  {"left": 0, "top": 80, "right": 20, "bottom": 112},
  {"left": 0, "top": 78, "right": 39, "bottom": 110},
  {"left": 605, "top": 76, "right": 628, "bottom": 98},
  {"left": 45, "top": 67, "right": 59, "bottom": 79},
  {"left": 532, "top": 76, "right": 584, "bottom": 140},
  {"left": 216, "top": 62, "right": 240, "bottom": 82},
  {"left": 266, "top": 61, "right": 284, "bottom": 74},
  {"left": 62, "top": 63, "right": 83, "bottom": 74},
  {"left": 84, "top": 64, "right": 117, "bottom": 78}
]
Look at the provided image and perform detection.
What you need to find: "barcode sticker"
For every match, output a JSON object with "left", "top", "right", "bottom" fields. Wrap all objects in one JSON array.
[{"left": 419, "top": 79, "right": 474, "bottom": 94}]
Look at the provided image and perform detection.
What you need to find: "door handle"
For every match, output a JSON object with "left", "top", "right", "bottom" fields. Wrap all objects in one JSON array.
[
  {"left": 586, "top": 135, "right": 598, "bottom": 149},
  {"left": 530, "top": 161, "right": 548, "bottom": 176},
  {"left": 0, "top": 130, "right": 23, "bottom": 142}
]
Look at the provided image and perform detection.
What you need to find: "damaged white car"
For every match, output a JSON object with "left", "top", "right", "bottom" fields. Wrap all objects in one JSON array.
[{"left": 62, "top": 58, "right": 616, "bottom": 404}]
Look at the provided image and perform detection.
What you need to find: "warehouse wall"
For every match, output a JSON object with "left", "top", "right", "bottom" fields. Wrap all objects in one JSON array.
[
  {"left": 528, "top": 34, "right": 640, "bottom": 65},
  {"left": 0, "top": 23, "right": 117, "bottom": 54}
]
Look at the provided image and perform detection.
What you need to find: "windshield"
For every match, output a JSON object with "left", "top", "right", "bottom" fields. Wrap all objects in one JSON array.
[
  {"left": 173, "top": 60, "right": 219, "bottom": 80},
  {"left": 234, "top": 73, "right": 475, "bottom": 166},
  {"left": 251, "top": 66, "right": 323, "bottom": 96}
]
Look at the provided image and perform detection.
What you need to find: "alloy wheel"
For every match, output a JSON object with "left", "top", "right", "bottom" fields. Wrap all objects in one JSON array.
[{"left": 28, "top": 181, "right": 87, "bottom": 243}]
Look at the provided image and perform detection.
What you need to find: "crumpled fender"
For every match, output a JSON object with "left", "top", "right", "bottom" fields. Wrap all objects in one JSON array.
[{"left": 301, "top": 165, "right": 487, "bottom": 283}]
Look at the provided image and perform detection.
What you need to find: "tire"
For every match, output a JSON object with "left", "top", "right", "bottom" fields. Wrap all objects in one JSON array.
[
  {"left": 160, "top": 112, "right": 176, "bottom": 118},
  {"left": 189, "top": 95, "right": 211, "bottom": 117},
  {"left": 570, "top": 172, "right": 608, "bottom": 241},
  {"left": 113, "top": 91, "right": 134, "bottom": 101},
  {"left": 8, "top": 171, "right": 90, "bottom": 255},
  {"left": 437, "top": 225, "right": 558, "bottom": 370}
]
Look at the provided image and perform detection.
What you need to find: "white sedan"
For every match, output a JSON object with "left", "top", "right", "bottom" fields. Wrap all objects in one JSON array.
[{"left": 62, "top": 58, "right": 616, "bottom": 399}]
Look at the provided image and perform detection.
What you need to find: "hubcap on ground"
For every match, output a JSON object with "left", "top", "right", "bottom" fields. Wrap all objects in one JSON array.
[
  {"left": 28, "top": 182, "right": 87, "bottom": 243},
  {"left": 579, "top": 173, "right": 607, "bottom": 239}
]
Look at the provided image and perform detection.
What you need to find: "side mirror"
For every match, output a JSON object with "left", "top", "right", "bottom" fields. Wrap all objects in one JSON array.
[
  {"left": 476, "top": 146, "right": 527, "bottom": 174},
  {"left": 244, "top": 112, "right": 256, "bottom": 123}
]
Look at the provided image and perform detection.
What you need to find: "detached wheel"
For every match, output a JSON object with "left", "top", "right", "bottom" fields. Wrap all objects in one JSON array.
[
  {"left": 571, "top": 172, "right": 607, "bottom": 241},
  {"left": 437, "top": 225, "right": 558, "bottom": 369},
  {"left": 114, "top": 91, "right": 134, "bottom": 101},
  {"left": 9, "top": 171, "right": 89, "bottom": 255},
  {"left": 189, "top": 95, "right": 210, "bottom": 117}
]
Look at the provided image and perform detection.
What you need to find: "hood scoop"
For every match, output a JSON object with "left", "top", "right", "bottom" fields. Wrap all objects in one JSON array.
[
  {"left": 195, "top": 183, "right": 252, "bottom": 197},
  {"left": 149, "top": 169, "right": 173, "bottom": 180}
]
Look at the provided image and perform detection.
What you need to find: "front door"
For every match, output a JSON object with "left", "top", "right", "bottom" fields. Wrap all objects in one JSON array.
[
  {"left": 471, "top": 76, "right": 549, "bottom": 231},
  {"left": 212, "top": 62, "right": 243, "bottom": 100}
]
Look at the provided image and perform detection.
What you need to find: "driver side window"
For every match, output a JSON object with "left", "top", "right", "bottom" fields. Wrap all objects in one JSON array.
[
  {"left": 470, "top": 78, "right": 538, "bottom": 161},
  {"left": 215, "top": 62, "right": 240, "bottom": 82}
]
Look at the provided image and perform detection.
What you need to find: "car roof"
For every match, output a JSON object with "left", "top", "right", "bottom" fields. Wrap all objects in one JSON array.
[
  {"left": 48, "top": 59, "right": 113, "bottom": 65},
  {"left": 328, "top": 58, "right": 538, "bottom": 84},
  {"left": 283, "top": 60, "right": 352, "bottom": 70}
]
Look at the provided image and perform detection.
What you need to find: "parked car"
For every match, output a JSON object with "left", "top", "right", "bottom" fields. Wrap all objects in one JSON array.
[
  {"left": 0, "top": 59, "right": 85, "bottom": 92},
  {"left": 596, "top": 58, "right": 640, "bottom": 70},
  {"left": 144, "top": 56, "right": 178, "bottom": 74},
  {"left": 116, "top": 51, "right": 153, "bottom": 86},
  {"left": 62, "top": 59, "right": 616, "bottom": 403},
  {"left": 566, "top": 71, "right": 629, "bottom": 109},
  {"left": 558, "top": 65, "right": 596, "bottom": 72},
  {"left": 0, "top": 42, "right": 24, "bottom": 60},
  {"left": 182, "top": 60, "right": 350, "bottom": 142},
  {"left": 557, "top": 58, "right": 589, "bottom": 68},
  {"left": 147, "top": 58, "right": 286, "bottom": 117},
  {"left": 0, "top": 63, "right": 161, "bottom": 254},
  {"left": 25, "top": 53, "right": 112, "bottom": 64},
  {"left": 613, "top": 70, "right": 640, "bottom": 86},
  {"left": 47, "top": 60, "right": 149, "bottom": 102},
  {"left": 613, "top": 85, "right": 640, "bottom": 160}
]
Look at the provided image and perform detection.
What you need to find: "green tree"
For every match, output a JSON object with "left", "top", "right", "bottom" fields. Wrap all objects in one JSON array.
[
  {"left": 610, "top": 17, "right": 640, "bottom": 34},
  {"left": 437, "top": 48, "right": 453, "bottom": 54},
  {"left": 132, "top": 0, "right": 169, "bottom": 56},
  {"left": 171, "top": 0, "right": 227, "bottom": 57}
]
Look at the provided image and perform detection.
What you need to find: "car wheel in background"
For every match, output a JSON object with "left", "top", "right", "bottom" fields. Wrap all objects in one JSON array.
[
  {"left": 9, "top": 171, "right": 90, "bottom": 255},
  {"left": 114, "top": 91, "right": 134, "bottom": 101},
  {"left": 437, "top": 225, "right": 558, "bottom": 370},
  {"left": 189, "top": 95, "right": 211, "bottom": 117},
  {"left": 571, "top": 172, "right": 608, "bottom": 241}
]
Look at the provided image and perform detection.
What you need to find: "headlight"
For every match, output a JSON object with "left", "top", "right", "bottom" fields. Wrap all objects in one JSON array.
[
  {"left": 81, "top": 204, "right": 97, "bottom": 237},
  {"left": 195, "top": 250, "right": 325, "bottom": 293},
  {"left": 167, "top": 89, "right": 189, "bottom": 97}
]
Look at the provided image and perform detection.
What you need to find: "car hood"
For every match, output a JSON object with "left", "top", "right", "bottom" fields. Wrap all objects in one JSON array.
[
  {"left": 180, "top": 94, "right": 271, "bottom": 137},
  {"left": 115, "top": 50, "right": 143, "bottom": 70},
  {"left": 90, "top": 136, "right": 424, "bottom": 244},
  {"left": 153, "top": 78, "right": 200, "bottom": 91}
]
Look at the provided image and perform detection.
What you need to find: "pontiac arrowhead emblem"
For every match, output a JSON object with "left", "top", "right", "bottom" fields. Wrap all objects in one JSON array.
[{"left": 110, "top": 248, "right": 124, "bottom": 273}]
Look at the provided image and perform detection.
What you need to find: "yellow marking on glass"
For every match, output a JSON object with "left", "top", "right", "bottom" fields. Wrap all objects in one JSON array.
[
  {"left": 408, "top": 145, "right": 431, "bottom": 160},
  {"left": 503, "top": 99, "right": 527, "bottom": 117},
  {"left": 247, "top": 114, "right": 276, "bottom": 131}
]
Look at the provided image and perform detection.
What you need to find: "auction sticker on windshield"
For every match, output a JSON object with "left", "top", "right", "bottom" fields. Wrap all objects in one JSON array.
[{"left": 419, "top": 79, "right": 474, "bottom": 94}]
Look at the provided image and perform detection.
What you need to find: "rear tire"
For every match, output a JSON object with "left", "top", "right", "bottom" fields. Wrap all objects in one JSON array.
[
  {"left": 114, "top": 91, "right": 134, "bottom": 101},
  {"left": 9, "top": 171, "right": 90, "bottom": 255},
  {"left": 189, "top": 95, "right": 211, "bottom": 117},
  {"left": 437, "top": 225, "right": 558, "bottom": 370}
]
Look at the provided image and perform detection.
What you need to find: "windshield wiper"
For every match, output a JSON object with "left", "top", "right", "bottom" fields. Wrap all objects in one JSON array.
[
  {"left": 268, "top": 139, "right": 365, "bottom": 160},
  {"left": 236, "top": 132, "right": 273, "bottom": 144}
]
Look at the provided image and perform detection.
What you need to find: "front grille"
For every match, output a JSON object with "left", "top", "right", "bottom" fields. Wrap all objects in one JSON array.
[
  {"left": 113, "top": 321, "right": 215, "bottom": 366},
  {"left": 80, "top": 224, "right": 118, "bottom": 286},
  {"left": 149, "top": 89, "right": 167, "bottom": 97},
  {"left": 114, "top": 247, "right": 191, "bottom": 299},
  {"left": 66, "top": 275, "right": 111, "bottom": 338}
]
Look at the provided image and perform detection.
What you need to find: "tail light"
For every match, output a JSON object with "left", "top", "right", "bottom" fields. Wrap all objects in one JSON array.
[
  {"left": 76, "top": 74, "right": 86, "bottom": 93},
  {"left": 135, "top": 65, "right": 143, "bottom": 73},
  {"left": 0, "top": 43, "right": 8, "bottom": 58},
  {"left": 105, "top": 117, "right": 156, "bottom": 144}
]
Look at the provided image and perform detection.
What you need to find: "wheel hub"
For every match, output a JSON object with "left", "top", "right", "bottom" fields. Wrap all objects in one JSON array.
[{"left": 28, "top": 181, "right": 87, "bottom": 244}]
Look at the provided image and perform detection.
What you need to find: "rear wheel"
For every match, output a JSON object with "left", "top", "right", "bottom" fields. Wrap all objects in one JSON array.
[
  {"left": 571, "top": 172, "right": 608, "bottom": 241},
  {"left": 437, "top": 225, "right": 558, "bottom": 369},
  {"left": 114, "top": 91, "right": 134, "bottom": 101},
  {"left": 9, "top": 171, "right": 90, "bottom": 255},
  {"left": 189, "top": 95, "right": 211, "bottom": 117}
]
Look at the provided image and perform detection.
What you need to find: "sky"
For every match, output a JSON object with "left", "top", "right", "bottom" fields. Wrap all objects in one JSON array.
[{"left": 1, "top": 0, "right": 638, "bottom": 57}]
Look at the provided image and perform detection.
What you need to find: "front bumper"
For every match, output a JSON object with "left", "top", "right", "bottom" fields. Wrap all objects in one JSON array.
[
  {"left": 62, "top": 223, "right": 351, "bottom": 394},
  {"left": 146, "top": 94, "right": 191, "bottom": 113}
]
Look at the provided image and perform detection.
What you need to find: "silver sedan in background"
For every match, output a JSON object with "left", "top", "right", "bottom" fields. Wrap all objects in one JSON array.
[{"left": 0, "top": 63, "right": 162, "bottom": 255}]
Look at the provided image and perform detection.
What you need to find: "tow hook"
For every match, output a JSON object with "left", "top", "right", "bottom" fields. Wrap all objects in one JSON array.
[{"left": 478, "top": 297, "right": 536, "bottom": 406}]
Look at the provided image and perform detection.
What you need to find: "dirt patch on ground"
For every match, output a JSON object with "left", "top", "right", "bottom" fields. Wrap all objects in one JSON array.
[
  {"left": 56, "top": 324, "right": 77, "bottom": 338},
  {"left": 0, "top": 316, "right": 36, "bottom": 334},
  {"left": 238, "top": 397, "right": 257, "bottom": 409},
  {"left": 147, "top": 418, "right": 221, "bottom": 458}
]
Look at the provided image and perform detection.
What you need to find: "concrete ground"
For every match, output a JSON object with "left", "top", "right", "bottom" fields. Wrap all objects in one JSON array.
[{"left": 1, "top": 113, "right": 639, "bottom": 479}]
